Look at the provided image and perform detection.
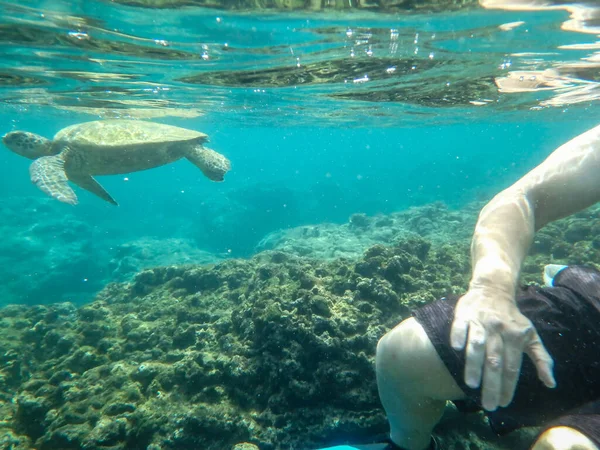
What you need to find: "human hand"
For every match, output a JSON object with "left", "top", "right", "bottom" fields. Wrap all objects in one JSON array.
[{"left": 450, "top": 286, "right": 556, "bottom": 411}]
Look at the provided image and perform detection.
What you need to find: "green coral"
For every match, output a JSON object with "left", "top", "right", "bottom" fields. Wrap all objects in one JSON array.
[
  {"left": 2, "top": 202, "right": 600, "bottom": 449},
  {"left": 0, "top": 234, "right": 473, "bottom": 449}
]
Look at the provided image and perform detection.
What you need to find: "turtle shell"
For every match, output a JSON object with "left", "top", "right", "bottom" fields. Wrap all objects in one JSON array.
[{"left": 53, "top": 119, "right": 208, "bottom": 149}]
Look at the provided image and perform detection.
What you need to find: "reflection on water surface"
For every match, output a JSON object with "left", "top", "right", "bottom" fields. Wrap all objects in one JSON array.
[{"left": 0, "top": 0, "right": 598, "bottom": 125}]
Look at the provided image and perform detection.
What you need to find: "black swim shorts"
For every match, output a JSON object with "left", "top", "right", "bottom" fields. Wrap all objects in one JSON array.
[{"left": 413, "top": 265, "right": 600, "bottom": 447}]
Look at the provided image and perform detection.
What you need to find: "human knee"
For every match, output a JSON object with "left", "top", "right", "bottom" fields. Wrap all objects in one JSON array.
[
  {"left": 376, "top": 317, "right": 466, "bottom": 401},
  {"left": 376, "top": 317, "right": 430, "bottom": 380},
  {"left": 377, "top": 318, "right": 417, "bottom": 368},
  {"left": 532, "top": 426, "right": 599, "bottom": 450}
]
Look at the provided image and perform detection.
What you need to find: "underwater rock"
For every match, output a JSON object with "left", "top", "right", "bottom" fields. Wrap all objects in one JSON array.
[
  {"left": 0, "top": 235, "right": 476, "bottom": 449},
  {"left": 257, "top": 201, "right": 600, "bottom": 289},
  {"left": 2, "top": 201, "right": 600, "bottom": 449},
  {"left": 550, "top": 241, "right": 572, "bottom": 259},
  {"left": 349, "top": 213, "right": 371, "bottom": 229},
  {"left": 532, "top": 232, "right": 555, "bottom": 254},
  {"left": 232, "top": 443, "right": 259, "bottom": 450},
  {"left": 564, "top": 219, "right": 593, "bottom": 243},
  {"left": 515, "top": 204, "right": 600, "bottom": 285},
  {"left": 257, "top": 202, "right": 476, "bottom": 260}
]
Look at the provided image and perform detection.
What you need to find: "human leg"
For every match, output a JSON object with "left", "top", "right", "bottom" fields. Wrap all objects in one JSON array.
[
  {"left": 376, "top": 318, "right": 466, "bottom": 450},
  {"left": 376, "top": 265, "right": 600, "bottom": 448}
]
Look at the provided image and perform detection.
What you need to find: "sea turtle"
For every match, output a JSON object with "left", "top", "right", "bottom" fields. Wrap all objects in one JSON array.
[{"left": 2, "top": 119, "right": 231, "bottom": 206}]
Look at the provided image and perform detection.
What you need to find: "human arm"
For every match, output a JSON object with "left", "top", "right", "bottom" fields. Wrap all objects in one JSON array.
[{"left": 451, "top": 123, "right": 600, "bottom": 411}]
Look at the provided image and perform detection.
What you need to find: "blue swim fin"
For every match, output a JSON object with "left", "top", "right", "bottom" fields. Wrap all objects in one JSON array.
[{"left": 543, "top": 264, "right": 568, "bottom": 287}]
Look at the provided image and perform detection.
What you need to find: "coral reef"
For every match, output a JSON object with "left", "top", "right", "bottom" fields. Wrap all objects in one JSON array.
[
  {"left": 0, "top": 234, "right": 473, "bottom": 450},
  {"left": 259, "top": 200, "right": 600, "bottom": 282},
  {"left": 520, "top": 205, "right": 600, "bottom": 284},
  {"left": 257, "top": 202, "right": 479, "bottom": 259},
  {"left": 2, "top": 200, "right": 600, "bottom": 449}
]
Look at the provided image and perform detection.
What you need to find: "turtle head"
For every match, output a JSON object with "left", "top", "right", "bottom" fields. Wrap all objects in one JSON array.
[{"left": 3, "top": 131, "right": 54, "bottom": 160}]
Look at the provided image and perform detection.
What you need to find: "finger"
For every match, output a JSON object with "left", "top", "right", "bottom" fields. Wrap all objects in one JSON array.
[
  {"left": 450, "top": 317, "right": 469, "bottom": 351},
  {"left": 525, "top": 332, "right": 556, "bottom": 389},
  {"left": 499, "top": 337, "right": 523, "bottom": 407},
  {"left": 481, "top": 332, "right": 503, "bottom": 411},
  {"left": 464, "top": 323, "right": 486, "bottom": 389}
]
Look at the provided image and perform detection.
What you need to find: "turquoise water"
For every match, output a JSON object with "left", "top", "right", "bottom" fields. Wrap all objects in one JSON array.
[
  {"left": 2, "top": 0, "right": 598, "bottom": 304},
  {"left": 1, "top": 2, "right": 600, "bottom": 449}
]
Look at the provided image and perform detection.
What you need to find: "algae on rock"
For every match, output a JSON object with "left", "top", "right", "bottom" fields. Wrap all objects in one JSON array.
[
  {"left": 3, "top": 203, "right": 600, "bottom": 449},
  {"left": 0, "top": 236, "right": 474, "bottom": 450}
]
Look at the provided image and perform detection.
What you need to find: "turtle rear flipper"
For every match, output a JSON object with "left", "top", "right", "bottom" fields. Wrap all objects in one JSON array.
[
  {"left": 70, "top": 174, "right": 118, "bottom": 206},
  {"left": 29, "top": 155, "right": 78, "bottom": 205},
  {"left": 186, "top": 146, "right": 231, "bottom": 181}
]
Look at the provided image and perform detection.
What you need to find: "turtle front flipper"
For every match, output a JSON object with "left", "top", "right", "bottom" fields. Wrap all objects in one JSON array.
[
  {"left": 69, "top": 174, "right": 118, "bottom": 206},
  {"left": 29, "top": 155, "right": 78, "bottom": 205}
]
